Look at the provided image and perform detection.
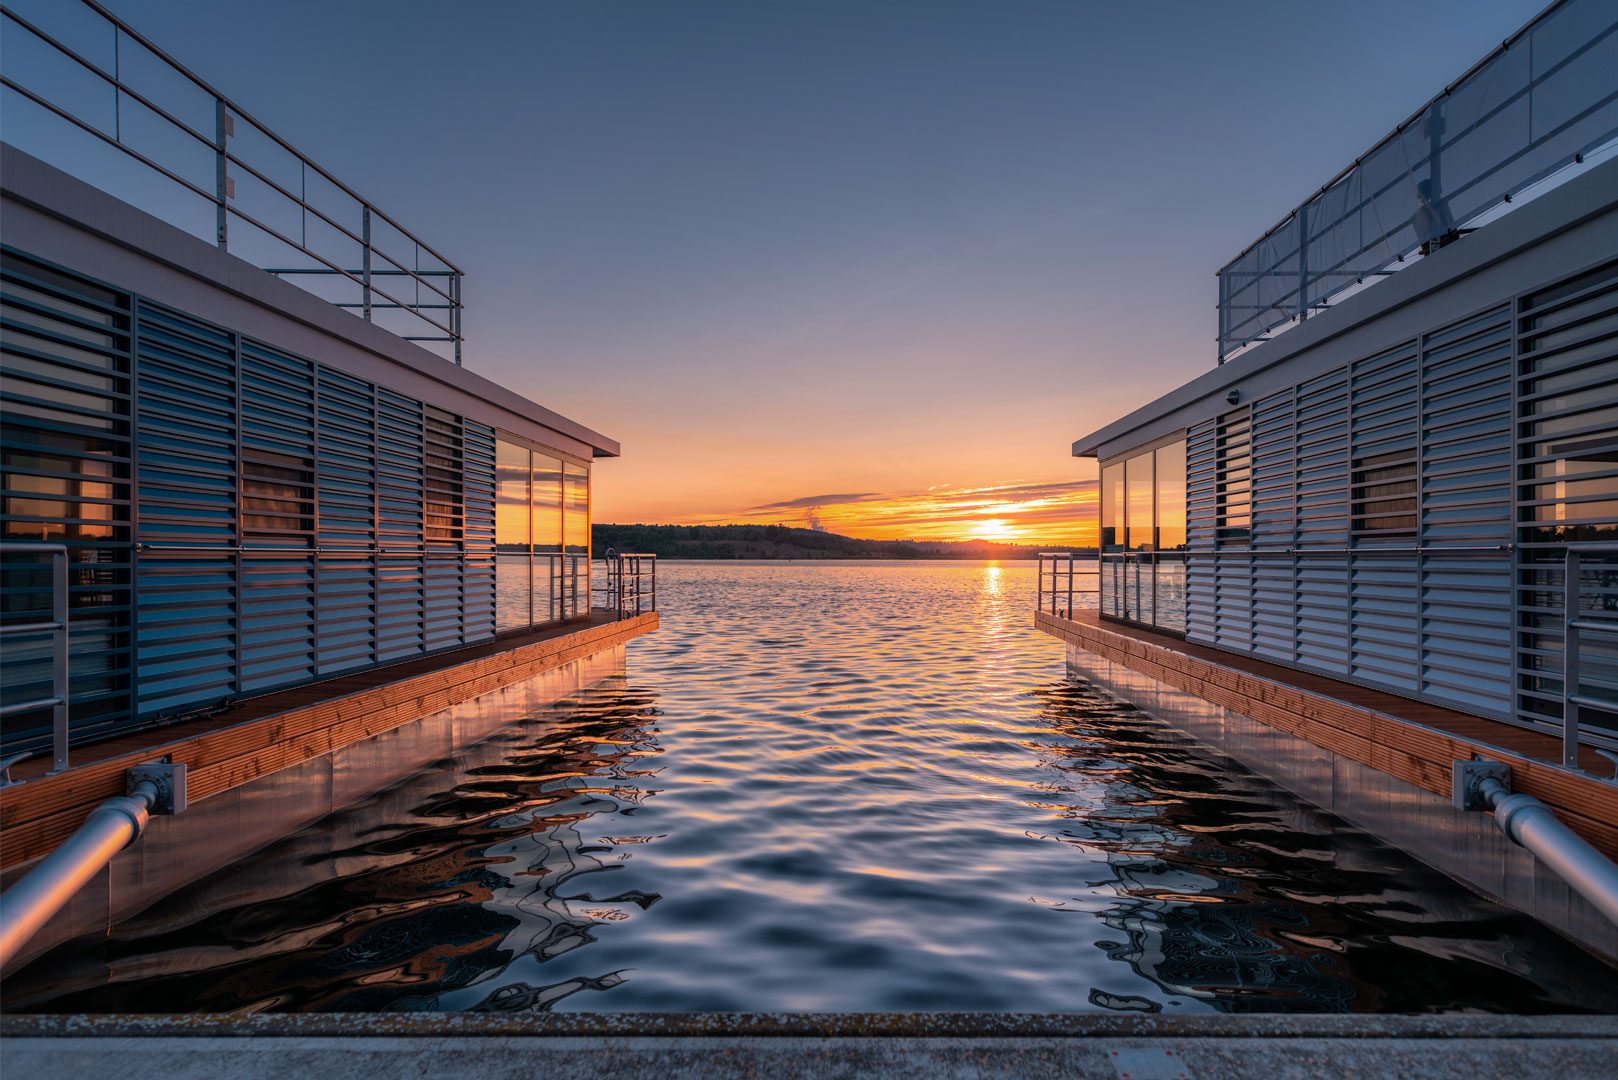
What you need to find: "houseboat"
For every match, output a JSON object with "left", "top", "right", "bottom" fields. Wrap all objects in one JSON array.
[
  {"left": 0, "top": 1, "right": 656, "bottom": 971},
  {"left": 1039, "top": 0, "right": 1618, "bottom": 960}
]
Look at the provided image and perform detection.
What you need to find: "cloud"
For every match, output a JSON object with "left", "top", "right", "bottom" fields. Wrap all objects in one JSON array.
[{"left": 748, "top": 492, "right": 884, "bottom": 511}]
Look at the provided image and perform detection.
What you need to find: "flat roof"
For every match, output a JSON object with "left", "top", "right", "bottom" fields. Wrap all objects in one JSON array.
[
  {"left": 1072, "top": 154, "right": 1618, "bottom": 462},
  {"left": 0, "top": 144, "right": 620, "bottom": 459}
]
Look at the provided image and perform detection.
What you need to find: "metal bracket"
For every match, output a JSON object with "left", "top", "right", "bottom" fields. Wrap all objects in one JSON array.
[
  {"left": 127, "top": 761, "right": 187, "bottom": 815},
  {"left": 1452, "top": 759, "right": 1510, "bottom": 811}
]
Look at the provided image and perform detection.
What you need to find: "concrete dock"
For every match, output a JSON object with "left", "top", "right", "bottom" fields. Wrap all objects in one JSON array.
[{"left": 5, "top": 1014, "right": 1615, "bottom": 1079}]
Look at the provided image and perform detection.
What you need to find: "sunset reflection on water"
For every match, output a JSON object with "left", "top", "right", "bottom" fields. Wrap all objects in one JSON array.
[{"left": 10, "top": 562, "right": 1618, "bottom": 1014}]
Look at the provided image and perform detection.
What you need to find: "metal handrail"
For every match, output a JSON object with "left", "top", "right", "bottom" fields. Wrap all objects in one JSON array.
[
  {"left": 0, "top": 0, "right": 465, "bottom": 363},
  {"left": 1036, "top": 552, "right": 1098, "bottom": 619},
  {"left": 596, "top": 552, "right": 656, "bottom": 621},
  {"left": 1455, "top": 761, "right": 1618, "bottom": 928},
  {"left": 1563, "top": 545, "right": 1618, "bottom": 770},
  {"left": 0, "top": 543, "right": 69, "bottom": 773},
  {"left": 0, "top": 762, "right": 185, "bottom": 971},
  {"left": 1177, "top": 545, "right": 1514, "bottom": 556}
]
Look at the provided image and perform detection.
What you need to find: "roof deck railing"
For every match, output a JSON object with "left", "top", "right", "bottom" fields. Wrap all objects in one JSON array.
[
  {"left": 0, "top": 0, "right": 465, "bottom": 363},
  {"left": 1217, "top": 0, "right": 1618, "bottom": 363}
]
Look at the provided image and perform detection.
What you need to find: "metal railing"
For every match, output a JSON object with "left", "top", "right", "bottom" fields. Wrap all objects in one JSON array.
[
  {"left": 1217, "top": 0, "right": 1618, "bottom": 361},
  {"left": 0, "top": 543, "right": 69, "bottom": 774},
  {"left": 0, "top": 0, "right": 465, "bottom": 363},
  {"left": 596, "top": 552, "right": 657, "bottom": 620},
  {"left": 1564, "top": 545, "right": 1618, "bottom": 771},
  {"left": 0, "top": 760, "right": 185, "bottom": 970},
  {"left": 1454, "top": 759, "right": 1618, "bottom": 928},
  {"left": 1036, "top": 552, "right": 1098, "bottom": 619}
]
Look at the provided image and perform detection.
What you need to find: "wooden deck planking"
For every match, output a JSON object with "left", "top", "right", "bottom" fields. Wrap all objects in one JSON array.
[
  {"left": 0, "top": 612, "right": 657, "bottom": 869},
  {"left": 1036, "top": 610, "right": 1618, "bottom": 861}
]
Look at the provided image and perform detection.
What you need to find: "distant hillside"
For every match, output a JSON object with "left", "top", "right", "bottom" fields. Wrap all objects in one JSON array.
[{"left": 592, "top": 523, "right": 1094, "bottom": 560}]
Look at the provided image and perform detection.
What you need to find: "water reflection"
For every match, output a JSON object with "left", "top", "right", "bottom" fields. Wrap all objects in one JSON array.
[{"left": 6, "top": 562, "right": 1617, "bottom": 1014}]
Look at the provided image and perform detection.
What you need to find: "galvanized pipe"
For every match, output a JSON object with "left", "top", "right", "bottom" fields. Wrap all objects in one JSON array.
[
  {"left": 0, "top": 780, "right": 157, "bottom": 970},
  {"left": 1478, "top": 776, "right": 1618, "bottom": 927}
]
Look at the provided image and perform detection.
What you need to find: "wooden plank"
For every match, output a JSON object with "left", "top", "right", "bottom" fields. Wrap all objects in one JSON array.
[{"left": 0, "top": 613, "right": 657, "bottom": 868}]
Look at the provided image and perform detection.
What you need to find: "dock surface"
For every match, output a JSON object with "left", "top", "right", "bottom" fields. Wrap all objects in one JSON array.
[{"left": 6, "top": 1014, "right": 1615, "bottom": 1079}]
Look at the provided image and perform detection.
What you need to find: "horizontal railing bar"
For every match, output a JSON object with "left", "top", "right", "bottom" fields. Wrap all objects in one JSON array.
[
  {"left": 0, "top": 696, "right": 63, "bottom": 718},
  {"left": 1169, "top": 545, "right": 1514, "bottom": 556},
  {"left": 1569, "top": 694, "right": 1618, "bottom": 712},
  {"left": 1568, "top": 620, "right": 1618, "bottom": 635},
  {"left": 0, "top": 76, "right": 221, "bottom": 207},
  {"left": 263, "top": 268, "right": 459, "bottom": 277},
  {"left": 0, "top": 544, "right": 69, "bottom": 554},
  {"left": 0, "top": 621, "right": 67, "bottom": 634},
  {"left": 69, "top": 0, "right": 462, "bottom": 274}
]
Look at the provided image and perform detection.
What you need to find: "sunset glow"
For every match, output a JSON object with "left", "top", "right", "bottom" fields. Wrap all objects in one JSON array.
[{"left": 654, "top": 479, "right": 1099, "bottom": 546}]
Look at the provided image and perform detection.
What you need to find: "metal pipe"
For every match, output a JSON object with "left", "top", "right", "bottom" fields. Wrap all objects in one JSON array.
[
  {"left": 1478, "top": 776, "right": 1618, "bottom": 926},
  {"left": 0, "top": 780, "right": 157, "bottom": 970}
]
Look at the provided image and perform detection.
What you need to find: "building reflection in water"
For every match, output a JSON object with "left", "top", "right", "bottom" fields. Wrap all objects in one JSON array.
[
  {"left": 4, "top": 675, "right": 665, "bottom": 1013},
  {"left": 1028, "top": 681, "right": 1582, "bottom": 1014}
]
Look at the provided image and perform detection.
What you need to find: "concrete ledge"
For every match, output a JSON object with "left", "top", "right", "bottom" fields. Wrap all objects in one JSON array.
[
  {"left": 4, "top": 1018, "right": 1616, "bottom": 1080},
  {"left": 5, "top": 1012, "right": 1617, "bottom": 1038}
]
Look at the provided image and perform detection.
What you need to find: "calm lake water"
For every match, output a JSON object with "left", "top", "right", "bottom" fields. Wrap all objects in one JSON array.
[{"left": 11, "top": 560, "right": 1618, "bottom": 1014}]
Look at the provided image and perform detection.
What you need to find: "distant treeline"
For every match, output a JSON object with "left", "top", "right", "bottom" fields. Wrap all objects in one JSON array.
[{"left": 592, "top": 523, "right": 1095, "bottom": 561}]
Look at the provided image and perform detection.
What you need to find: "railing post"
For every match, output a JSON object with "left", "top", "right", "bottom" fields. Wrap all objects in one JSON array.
[
  {"left": 50, "top": 548, "right": 69, "bottom": 774},
  {"left": 1565, "top": 548, "right": 1582, "bottom": 769},
  {"left": 362, "top": 206, "right": 373, "bottom": 323},
  {"left": 214, "top": 99, "right": 229, "bottom": 250},
  {"left": 451, "top": 272, "right": 462, "bottom": 366},
  {"left": 1065, "top": 553, "right": 1074, "bottom": 619}
]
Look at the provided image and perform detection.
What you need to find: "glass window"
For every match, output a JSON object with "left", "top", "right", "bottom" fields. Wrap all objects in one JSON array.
[
  {"left": 532, "top": 454, "right": 563, "bottom": 623},
  {"left": 1096, "top": 438, "right": 1187, "bottom": 635},
  {"left": 1154, "top": 440, "right": 1187, "bottom": 633},
  {"left": 1125, "top": 451, "right": 1154, "bottom": 624},
  {"left": 1100, "top": 461, "right": 1124, "bottom": 618},
  {"left": 565, "top": 462, "right": 590, "bottom": 617},
  {"left": 495, "top": 439, "right": 530, "bottom": 632}
]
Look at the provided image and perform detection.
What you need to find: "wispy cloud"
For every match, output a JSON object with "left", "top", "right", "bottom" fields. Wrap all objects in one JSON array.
[
  {"left": 711, "top": 478, "right": 1098, "bottom": 544},
  {"left": 748, "top": 492, "right": 884, "bottom": 511}
]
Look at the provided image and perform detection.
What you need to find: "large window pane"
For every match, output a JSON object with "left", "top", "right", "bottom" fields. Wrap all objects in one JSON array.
[
  {"left": 1100, "top": 461, "right": 1124, "bottom": 617},
  {"left": 532, "top": 454, "right": 563, "bottom": 623},
  {"left": 1154, "top": 440, "right": 1187, "bottom": 633},
  {"left": 1125, "top": 451, "right": 1154, "bottom": 624},
  {"left": 565, "top": 462, "right": 590, "bottom": 616},
  {"left": 495, "top": 439, "right": 530, "bottom": 632}
]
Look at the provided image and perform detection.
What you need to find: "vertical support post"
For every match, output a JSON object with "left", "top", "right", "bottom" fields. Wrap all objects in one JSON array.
[
  {"left": 650, "top": 556, "right": 656, "bottom": 615},
  {"left": 451, "top": 273, "right": 462, "bottom": 366},
  {"left": 1296, "top": 204, "right": 1308, "bottom": 323},
  {"left": 1066, "top": 553, "right": 1074, "bottom": 619},
  {"left": 1565, "top": 548, "right": 1581, "bottom": 769},
  {"left": 362, "top": 207, "right": 373, "bottom": 323},
  {"left": 50, "top": 548, "right": 69, "bottom": 774},
  {"left": 214, "top": 100, "right": 229, "bottom": 250}
]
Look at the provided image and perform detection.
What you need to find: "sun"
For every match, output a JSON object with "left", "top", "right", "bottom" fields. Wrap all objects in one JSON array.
[{"left": 970, "top": 518, "right": 1018, "bottom": 541}]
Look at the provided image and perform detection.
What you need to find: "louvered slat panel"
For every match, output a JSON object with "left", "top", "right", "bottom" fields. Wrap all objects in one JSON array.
[
  {"left": 134, "top": 303, "right": 239, "bottom": 717},
  {"left": 1420, "top": 306, "right": 1512, "bottom": 717},
  {"left": 1184, "top": 418, "right": 1217, "bottom": 645},
  {"left": 1293, "top": 368, "right": 1349, "bottom": 675}
]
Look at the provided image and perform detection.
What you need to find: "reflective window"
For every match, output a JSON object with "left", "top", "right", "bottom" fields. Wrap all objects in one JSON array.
[
  {"left": 495, "top": 440, "right": 531, "bottom": 632},
  {"left": 1099, "top": 437, "right": 1186, "bottom": 635},
  {"left": 1154, "top": 440, "right": 1187, "bottom": 633},
  {"left": 495, "top": 437, "right": 590, "bottom": 632}
]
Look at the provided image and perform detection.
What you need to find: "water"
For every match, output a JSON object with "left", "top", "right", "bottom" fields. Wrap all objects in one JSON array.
[{"left": 10, "top": 561, "right": 1618, "bottom": 1014}]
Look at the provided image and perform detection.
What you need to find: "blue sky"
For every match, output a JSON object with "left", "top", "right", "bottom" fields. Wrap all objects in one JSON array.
[{"left": 11, "top": 0, "right": 1547, "bottom": 537}]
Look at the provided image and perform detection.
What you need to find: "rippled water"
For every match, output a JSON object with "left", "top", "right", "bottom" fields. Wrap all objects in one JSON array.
[{"left": 11, "top": 561, "right": 1618, "bottom": 1014}]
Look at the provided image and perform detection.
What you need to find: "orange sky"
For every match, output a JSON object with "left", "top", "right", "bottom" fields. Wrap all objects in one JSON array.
[{"left": 658, "top": 478, "right": 1099, "bottom": 546}]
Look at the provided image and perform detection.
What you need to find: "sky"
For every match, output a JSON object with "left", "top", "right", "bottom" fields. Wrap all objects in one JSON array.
[{"left": 10, "top": 0, "right": 1547, "bottom": 544}]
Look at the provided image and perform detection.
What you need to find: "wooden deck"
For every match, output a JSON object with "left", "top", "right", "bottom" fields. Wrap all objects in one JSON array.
[
  {"left": 1036, "top": 609, "right": 1618, "bottom": 861},
  {"left": 0, "top": 611, "right": 658, "bottom": 869}
]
